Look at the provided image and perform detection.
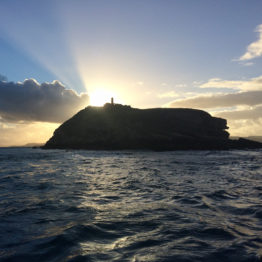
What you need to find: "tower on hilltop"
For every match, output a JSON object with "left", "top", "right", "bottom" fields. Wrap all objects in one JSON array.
[{"left": 111, "top": 97, "right": 114, "bottom": 105}]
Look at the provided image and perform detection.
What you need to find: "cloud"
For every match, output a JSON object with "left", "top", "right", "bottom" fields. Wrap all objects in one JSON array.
[
  {"left": 239, "top": 61, "right": 254, "bottom": 67},
  {"left": 168, "top": 90, "right": 262, "bottom": 109},
  {"left": 0, "top": 121, "right": 59, "bottom": 147},
  {"left": 224, "top": 118, "right": 262, "bottom": 137},
  {"left": 238, "top": 24, "right": 262, "bottom": 61},
  {"left": 0, "top": 74, "right": 7, "bottom": 81},
  {"left": 168, "top": 90, "right": 262, "bottom": 136},
  {"left": 200, "top": 75, "right": 262, "bottom": 91},
  {"left": 215, "top": 105, "right": 262, "bottom": 120},
  {"left": 136, "top": 81, "right": 144, "bottom": 86},
  {"left": 0, "top": 79, "right": 89, "bottom": 123},
  {"left": 158, "top": 91, "right": 180, "bottom": 98}
]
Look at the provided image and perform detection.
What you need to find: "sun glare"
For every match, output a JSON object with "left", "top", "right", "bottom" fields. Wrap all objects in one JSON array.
[{"left": 89, "top": 89, "right": 116, "bottom": 106}]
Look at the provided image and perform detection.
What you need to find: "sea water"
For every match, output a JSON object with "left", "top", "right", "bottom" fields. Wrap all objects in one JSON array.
[{"left": 0, "top": 148, "right": 262, "bottom": 262}]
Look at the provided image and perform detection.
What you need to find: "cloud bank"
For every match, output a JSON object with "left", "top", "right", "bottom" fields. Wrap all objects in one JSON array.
[
  {"left": 216, "top": 105, "right": 262, "bottom": 121},
  {"left": 200, "top": 76, "right": 262, "bottom": 91},
  {"left": 238, "top": 24, "right": 262, "bottom": 61},
  {"left": 0, "top": 79, "right": 89, "bottom": 123},
  {"left": 168, "top": 90, "right": 262, "bottom": 109}
]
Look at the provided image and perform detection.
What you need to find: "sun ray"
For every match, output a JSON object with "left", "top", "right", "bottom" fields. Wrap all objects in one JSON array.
[{"left": 89, "top": 88, "right": 117, "bottom": 106}]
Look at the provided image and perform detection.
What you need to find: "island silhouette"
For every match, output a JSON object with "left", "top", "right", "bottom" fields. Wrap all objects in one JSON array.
[{"left": 43, "top": 102, "right": 262, "bottom": 150}]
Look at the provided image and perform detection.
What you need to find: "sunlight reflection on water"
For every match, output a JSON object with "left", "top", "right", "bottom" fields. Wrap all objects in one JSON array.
[{"left": 0, "top": 148, "right": 262, "bottom": 261}]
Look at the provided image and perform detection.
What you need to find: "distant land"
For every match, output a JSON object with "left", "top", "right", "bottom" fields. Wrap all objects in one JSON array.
[
  {"left": 43, "top": 103, "right": 262, "bottom": 150},
  {"left": 0, "top": 143, "right": 44, "bottom": 148},
  {"left": 248, "top": 136, "right": 262, "bottom": 143},
  {"left": 23, "top": 143, "right": 45, "bottom": 147},
  {"left": 231, "top": 136, "right": 262, "bottom": 143}
]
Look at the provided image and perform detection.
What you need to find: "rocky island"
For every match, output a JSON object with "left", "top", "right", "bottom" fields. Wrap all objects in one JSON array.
[{"left": 44, "top": 103, "right": 262, "bottom": 150}]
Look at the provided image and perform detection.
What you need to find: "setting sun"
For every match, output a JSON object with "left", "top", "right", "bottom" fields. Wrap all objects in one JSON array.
[{"left": 89, "top": 88, "right": 116, "bottom": 106}]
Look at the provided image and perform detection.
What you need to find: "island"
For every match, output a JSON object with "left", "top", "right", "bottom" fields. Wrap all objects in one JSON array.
[{"left": 43, "top": 103, "right": 262, "bottom": 150}]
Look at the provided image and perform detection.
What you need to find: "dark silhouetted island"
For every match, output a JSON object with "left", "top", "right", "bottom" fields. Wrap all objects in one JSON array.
[{"left": 43, "top": 103, "right": 262, "bottom": 150}]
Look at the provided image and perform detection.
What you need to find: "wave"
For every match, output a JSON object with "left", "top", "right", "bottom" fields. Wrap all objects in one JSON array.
[{"left": 1, "top": 148, "right": 262, "bottom": 261}]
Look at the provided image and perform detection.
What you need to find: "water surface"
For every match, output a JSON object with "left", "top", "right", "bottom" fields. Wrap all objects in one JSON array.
[{"left": 0, "top": 148, "right": 262, "bottom": 261}]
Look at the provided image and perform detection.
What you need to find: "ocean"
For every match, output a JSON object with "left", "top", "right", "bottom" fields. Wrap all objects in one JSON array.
[{"left": 0, "top": 148, "right": 262, "bottom": 262}]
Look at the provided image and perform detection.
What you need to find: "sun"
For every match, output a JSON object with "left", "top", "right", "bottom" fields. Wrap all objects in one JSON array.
[{"left": 89, "top": 88, "right": 116, "bottom": 106}]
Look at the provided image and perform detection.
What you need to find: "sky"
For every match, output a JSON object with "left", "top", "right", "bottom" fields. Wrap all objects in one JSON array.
[{"left": 0, "top": 0, "right": 262, "bottom": 146}]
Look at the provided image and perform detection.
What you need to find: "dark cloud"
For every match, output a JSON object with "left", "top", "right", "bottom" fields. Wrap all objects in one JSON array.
[
  {"left": 0, "top": 79, "right": 89, "bottom": 123},
  {"left": 169, "top": 91, "right": 262, "bottom": 109}
]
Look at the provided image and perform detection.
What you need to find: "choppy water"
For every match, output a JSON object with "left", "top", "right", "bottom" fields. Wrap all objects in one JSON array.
[{"left": 0, "top": 148, "right": 262, "bottom": 262}]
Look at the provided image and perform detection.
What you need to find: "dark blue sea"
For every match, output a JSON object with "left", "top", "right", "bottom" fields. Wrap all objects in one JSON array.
[{"left": 0, "top": 148, "right": 262, "bottom": 262}]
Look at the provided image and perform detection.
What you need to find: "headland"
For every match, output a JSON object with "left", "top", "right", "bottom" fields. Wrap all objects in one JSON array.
[{"left": 43, "top": 103, "right": 262, "bottom": 150}]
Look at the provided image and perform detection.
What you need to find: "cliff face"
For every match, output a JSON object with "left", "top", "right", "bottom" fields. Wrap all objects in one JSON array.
[{"left": 44, "top": 104, "right": 262, "bottom": 150}]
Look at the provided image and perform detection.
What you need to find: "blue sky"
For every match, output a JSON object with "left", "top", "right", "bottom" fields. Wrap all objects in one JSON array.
[
  {"left": 1, "top": 1, "right": 261, "bottom": 90},
  {"left": 0, "top": 0, "right": 262, "bottom": 145}
]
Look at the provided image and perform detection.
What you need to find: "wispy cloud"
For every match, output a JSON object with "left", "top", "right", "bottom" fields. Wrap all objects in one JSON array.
[
  {"left": 216, "top": 105, "right": 262, "bottom": 120},
  {"left": 158, "top": 91, "right": 180, "bottom": 98},
  {"left": 200, "top": 75, "right": 262, "bottom": 91},
  {"left": 158, "top": 83, "right": 188, "bottom": 98},
  {"left": 238, "top": 24, "right": 262, "bottom": 61},
  {"left": 0, "top": 78, "right": 89, "bottom": 123},
  {"left": 0, "top": 74, "right": 7, "bottom": 82},
  {"left": 239, "top": 61, "right": 254, "bottom": 67},
  {"left": 168, "top": 90, "right": 262, "bottom": 109},
  {"left": 136, "top": 81, "right": 144, "bottom": 86}
]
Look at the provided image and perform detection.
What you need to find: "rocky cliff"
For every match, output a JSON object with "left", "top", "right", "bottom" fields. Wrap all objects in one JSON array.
[{"left": 43, "top": 103, "right": 262, "bottom": 150}]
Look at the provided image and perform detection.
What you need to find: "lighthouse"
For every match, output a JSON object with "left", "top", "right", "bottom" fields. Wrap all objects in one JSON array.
[{"left": 111, "top": 97, "right": 114, "bottom": 105}]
